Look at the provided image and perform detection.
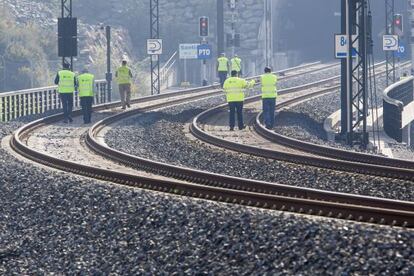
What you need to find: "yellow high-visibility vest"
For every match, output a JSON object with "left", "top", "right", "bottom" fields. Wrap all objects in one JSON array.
[
  {"left": 217, "top": 57, "right": 229, "bottom": 72},
  {"left": 116, "top": 66, "right": 132, "bottom": 84},
  {"left": 231, "top": 57, "right": 242, "bottom": 72},
  {"left": 77, "top": 73, "right": 95, "bottom": 97},
  {"left": 261, "top": 73, "right": 278, "bottom": 99},
  {"left": 58, "top": 70, "right": 75, "bottom": 93},
  {"left": 223, "top": 77, "right": 255, "bottom": 102}
]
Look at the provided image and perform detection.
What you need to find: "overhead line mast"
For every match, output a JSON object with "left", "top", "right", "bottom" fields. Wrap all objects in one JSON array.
[
  {"left": 385, "top": 0, "right": 396, "bottom": 86},
  {"left": 341, "top": 0, "right": 370, "bottom": 148},
  {"left": 150, "top": 0, "right": 160, "bottom": 95}
]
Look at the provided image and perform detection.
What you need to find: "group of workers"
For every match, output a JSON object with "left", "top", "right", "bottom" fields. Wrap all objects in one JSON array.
[
  {"left": 54, "top": 59, "right": 133, "bottom": 124},
  {"left": 55, "top": 53, "right": 276, "bottom": 132},
  {"left": 218, "top": 53, "right": 278, "bottom": 131},
  {"left": 217, "top": 53, "right": 242, "bottom": 87}
]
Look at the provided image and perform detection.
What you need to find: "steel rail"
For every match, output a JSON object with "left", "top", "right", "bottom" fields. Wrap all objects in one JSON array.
[
  {"left": 254, "top": 98, "right": 414, "bottom": 172},
  {"left": 12, "top": 62, "right": 414, "bottom": 228},
  {"left": 254, "top": 62, "right": 414, "bottom": 172},
  {"left": 84, "top": 66, "right": 413, "bottom": 227},
  {"left": 192, "top": 62, "right": 414, "bottom": 180}
]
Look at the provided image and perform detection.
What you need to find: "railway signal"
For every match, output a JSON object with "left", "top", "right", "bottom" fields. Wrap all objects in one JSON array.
[
  {"left": 199, "top": 17, "right": 209, "bottom": 37},
  {"left": 58, "top": 0, "right": 77, "bottom": 71},
  {"left": 394, "top": 14, "right": 403, "bottom": 36}
]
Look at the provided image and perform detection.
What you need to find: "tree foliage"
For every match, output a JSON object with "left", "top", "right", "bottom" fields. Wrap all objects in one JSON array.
[{"left": 0, "top": 7, "right": 56, "bottom": 92}]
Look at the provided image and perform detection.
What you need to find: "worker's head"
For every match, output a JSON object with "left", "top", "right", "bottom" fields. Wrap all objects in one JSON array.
[
  {"left": 82, "top": 68, "right": 89, "bottom": 74},
  {"left": 122, "top": 60, "right": 127, "bottom": 66},
  {"left": 234, "top": 54, "right": 238, "bottom": 58},
  {"left": 220, "top": 53, "right": 225, "bottom": 57},
  {"left": 264, "top": 66, "right": 272, "bottom": 73},
  {"left": 63, "top": 63, "right": 70, "bottom": 70},
  {"left": 231, "top": 70, "right": 238, "bottom": 77},
  {"left": 403, "top": 72, "right": 408, "bottom": 77}
]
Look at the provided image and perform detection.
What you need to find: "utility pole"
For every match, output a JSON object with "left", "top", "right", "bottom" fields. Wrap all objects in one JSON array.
[
  {"left": 341, "top": 0, "right": 348, "bottom": 136},
  {"left": 105, "top": 26, "right": 112, "bottom": 102},
  {"left": 217, "top": 0, "right": 225, "bottom": 56},
  {"left": 150, "top": 0, "right": 160, "bottom": 95},
  {"left": 264, "top": 0, "right": 273, "bottom": 67},
  {"left": 409, "top": 0, "right": 414, "bottom": 75},
  {"left": 385, "top": 0, "right": 396, "bottom": 86},
  {"left": 229, "top": 0, "right": 237, "bottom": 57}
]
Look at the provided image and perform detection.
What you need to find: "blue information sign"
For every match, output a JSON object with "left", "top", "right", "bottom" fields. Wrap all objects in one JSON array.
[
  {"left": 396, "top": 41, "right": 406, "bottom": 59},
  {"left": 197, "top": 44, "right": 212, "bottom": 60}
]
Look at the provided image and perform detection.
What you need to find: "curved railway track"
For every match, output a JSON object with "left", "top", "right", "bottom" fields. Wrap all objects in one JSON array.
[
  {"left": 9, "top": 62, "right": 414, "bottom": 228},
  {"left": 191, "top": 62, "right": 414, "bottom": 181},
  {"left": 254, "top": 106, "right": 414, "bottom": 170}
]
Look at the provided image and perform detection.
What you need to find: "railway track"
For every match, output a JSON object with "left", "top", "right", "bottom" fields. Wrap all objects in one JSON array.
[
  {"left": 9, "top": 62, "right": 414, "bottom": 228},
  {"left": 191, "top": 62, "right": 414, "bottom": 180},
  {"left": 254, "top": 100, "right": 414, "bottom": 170}
]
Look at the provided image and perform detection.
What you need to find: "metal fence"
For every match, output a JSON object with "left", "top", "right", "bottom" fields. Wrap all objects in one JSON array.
[
  {"left": 0, "top": 80, "right": 108, "bottom": 122},
  {"left": 383, "top": 77, "right": 414, "bottom": 142},
  {"left": 160, "top": 51, "right": 178, "bottom": 90}
]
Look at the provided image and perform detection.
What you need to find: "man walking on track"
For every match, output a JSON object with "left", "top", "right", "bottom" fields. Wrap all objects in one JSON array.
[
  {"left": 116, "top": 59, "right": 133, "bottom": 110},
  {"left": 223, "top": 70, "right": 255, "bottom": 131},
  {"left": 54, "top": 63, "right": 76, "bottom": 123},
  {"left": 231, "top": 54, "right": 242, "bottom": 77},
  {"left": 261, "top": 66, "right": 278, "bottom": 129},
  {"left": 217, "top": 53, "right": 229, "bottom": 87},
  {"left": 77, "top": 68, "right": 95, "bottom": 124}
]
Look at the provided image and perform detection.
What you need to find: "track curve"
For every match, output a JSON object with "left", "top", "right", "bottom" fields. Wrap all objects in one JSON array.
[{"left": 10, "top": 62, "right": 414, "bottom": 228}]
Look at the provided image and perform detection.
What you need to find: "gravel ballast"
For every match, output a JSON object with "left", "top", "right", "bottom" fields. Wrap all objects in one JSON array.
[
  {"left": 0, "top": 116, "right": 413, "bottom": 274},
  {"left": 274, "top": 71, "right": 414, "bottom": 159},
  {"left": 105, "top": 96, "right": 414, "bottom": 202}
]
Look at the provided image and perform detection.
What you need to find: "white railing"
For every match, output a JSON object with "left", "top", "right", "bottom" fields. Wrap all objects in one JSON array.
[
  {"left": 0, "top": 80, "right": 108, "bottom": 122},
  {"left": 160, "top": 51, "right": 178, "bottom": 90}
]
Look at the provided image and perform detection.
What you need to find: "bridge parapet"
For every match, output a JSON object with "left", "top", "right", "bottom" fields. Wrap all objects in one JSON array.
[
  {"left": 383, "top": 76, "right": 414, "bottom": 143},
  {"left": 0, "top": 80, "right": 108, "bottom": 122}
]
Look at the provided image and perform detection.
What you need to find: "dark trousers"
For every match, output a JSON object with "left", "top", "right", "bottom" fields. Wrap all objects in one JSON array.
[
  {"left": 262, "top": 98, "right": 276, "bottom": 129},
  {"left": 59, "top": 93, "right": 73, "bottom": 121},
  {"left": 228, "top": 101, "right": 244, "bottom": 129},
  {"left": 80, "top": 96, "right": 93, "bottom": 123},
  {"left": 218, "top": 71, "right": 228, "bottom": 87}
]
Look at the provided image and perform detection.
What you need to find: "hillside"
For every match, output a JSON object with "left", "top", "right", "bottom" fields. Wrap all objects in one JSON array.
[
  {"left": 1, "top": 0, "right": 145, "bottom": 92},
  {"left": 0, "top": 0, "right": 269, "bottom": 91}
]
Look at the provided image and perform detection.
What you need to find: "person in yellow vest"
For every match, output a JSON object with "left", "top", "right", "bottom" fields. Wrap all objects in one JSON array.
[
  {"left": 116, "top": 59, "right": 133, "bottom": 110},
  {"left": 400, "top": 72, "right": 409, "bottom": 80},
  {"left": 54, "top": 63, "right": 76, "bottom": 123},
  {"left": 223, "top": 70, "right": 255, "bottom": 131},
  {"left": 77, "top": 68, "right": 95, "bottom": 124},
  {"left": 217, "top": 53, "right": 229, "bottom": 87},
  {"left": 261, "top": 66, "right": 278, "bottom": 129},
  {"left": 231, "top": 54, "right": 242, "bottom": 77}
]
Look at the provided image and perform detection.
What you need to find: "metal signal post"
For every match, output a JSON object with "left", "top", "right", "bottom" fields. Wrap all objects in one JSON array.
[
  {"left": 385, "top": 0, "right": 396, "bottom": 86},
  {"left": 150, "top": 0, "right": 160, "bottom": 95},
  {"left": 105, "top": 26, "right": 112, "bottom": 102}
]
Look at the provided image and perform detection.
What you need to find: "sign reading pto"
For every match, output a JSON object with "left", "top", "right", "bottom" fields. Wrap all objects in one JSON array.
[{"left": 197, "top": 44, "right": 212, "bottom": 60}]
